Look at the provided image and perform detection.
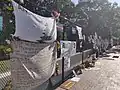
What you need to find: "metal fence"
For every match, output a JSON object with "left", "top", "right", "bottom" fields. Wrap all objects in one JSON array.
[
  {"left": 0, "top": 49, "right": 92, "bottom": 90},
  {"left": 57, "top": 49, "right": 92, "bottom": 73},
  {"left": 34, "top": 49, "right": 92, "bottom": 90},
  {"left": 0, "top": 60, "right": 11, "bottom": 90}
]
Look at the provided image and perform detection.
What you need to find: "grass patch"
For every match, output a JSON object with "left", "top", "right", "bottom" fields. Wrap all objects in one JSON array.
[{"left": 0, "top": 60, "right": 10, "bottom": 74}]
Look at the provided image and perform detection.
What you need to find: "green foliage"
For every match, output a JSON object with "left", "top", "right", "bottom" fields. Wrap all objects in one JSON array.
[
  {"left": 1, "top": 0, "right": 120, "bottom": 41},
  {"left": 0, "top": 45, "right": 12, "bottom": 54},
  {"left": 0, "top": 0, "right": 14, "bottom": 42}
]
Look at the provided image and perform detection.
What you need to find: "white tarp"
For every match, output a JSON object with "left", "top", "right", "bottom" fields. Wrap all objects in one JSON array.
[
  {"left": 60, "top": 41, "right": 76, "bottom": 71},
  {"left": 11, "top": 40, "right": 57, "bottom": 90},
  {"left": 76, "top": 26, "right": 83, "bottom": 40},
  {"left": 11, "top": 1, "right": 57, "bottom": 90},
  {"left": 12, "top": 1, "right": 56, "bottom": 42}
]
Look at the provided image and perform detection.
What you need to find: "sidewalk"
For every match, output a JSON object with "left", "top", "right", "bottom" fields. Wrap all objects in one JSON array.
[{"left": 57, "top": 53, "right": 120, "bottom": 90}]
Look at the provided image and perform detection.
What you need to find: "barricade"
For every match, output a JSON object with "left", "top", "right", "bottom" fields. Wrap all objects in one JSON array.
[{"left": 0, "top": 49, "right": 92, "bottom": 90}]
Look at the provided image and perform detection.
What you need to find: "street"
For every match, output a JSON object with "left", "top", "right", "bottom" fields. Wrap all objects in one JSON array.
[{"left": 69, "top": 52, "right": 120, "bottom": 90}]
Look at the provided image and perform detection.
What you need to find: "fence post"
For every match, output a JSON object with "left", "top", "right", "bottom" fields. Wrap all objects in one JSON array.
[
  {"left": 61, "top": 25, "right": 65, "bottom": 83},
  {"left": 82, "top": 51, "right": 84, "bottom": 64},
  {"left": 46, "top": 78, "right": 53, "bottom": 90}
]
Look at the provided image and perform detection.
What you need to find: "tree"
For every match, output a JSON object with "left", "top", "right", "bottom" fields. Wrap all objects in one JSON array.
[
  {"left": 0, "top": 0, "right": 15, "bottom": 43},
  {"left": 75, "top": 0, "right": 120, "bottom": 39},
  {"left": 1, "top": 0, "right": 120, "bottom": 42}
]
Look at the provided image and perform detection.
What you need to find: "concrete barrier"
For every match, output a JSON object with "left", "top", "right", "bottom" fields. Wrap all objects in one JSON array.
[{"left": 83, "top": 49, "right": 92, "bottom": 60}]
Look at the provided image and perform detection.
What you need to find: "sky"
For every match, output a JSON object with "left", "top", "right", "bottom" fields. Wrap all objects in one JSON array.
[
  {"left": 71, "top": 0, "right": 120, "bottom": 6},
  {"left": 109, "top": 0, "right": 120, "bottom": 5}
]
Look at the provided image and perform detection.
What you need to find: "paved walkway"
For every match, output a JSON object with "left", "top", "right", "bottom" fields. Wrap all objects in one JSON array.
[{"left": 69, "top": 53, "right": 120, "bottom": 90}]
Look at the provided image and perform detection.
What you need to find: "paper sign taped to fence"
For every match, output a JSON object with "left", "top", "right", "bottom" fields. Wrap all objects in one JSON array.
[
  {"left": 10, "top": 40, "right": 57, "bottom": 90},
  {"left": 61, "top": 41, "right": 76, "bottom": 57},
  {"left": 60, "top": 41, "right": 76, "bottom": 70},
  {"left": 71, "top": 42, "right": 76, "bottom": 56}
]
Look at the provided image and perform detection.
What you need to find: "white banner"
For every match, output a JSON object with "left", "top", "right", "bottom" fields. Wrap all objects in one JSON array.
[
  {"left": 76, "top": 26, "right": 83, "bottom": 39},
  {"left": 12, "top": 1, "right": 56, "bottom": 42},
  {"left": 60, "top": 41, "right": 76, "bottom": 70},
  {"left": 10, "top": 40, "right": 57, "bottom": 90}
]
